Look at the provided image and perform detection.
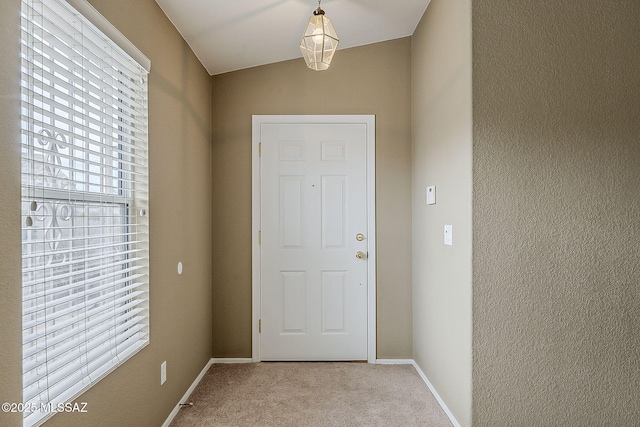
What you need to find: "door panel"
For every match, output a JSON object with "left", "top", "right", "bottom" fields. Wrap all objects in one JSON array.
[
  {"left": 260, "top": 123, "right": 368, "bottom": 360},
  {"left": 321, "top": 270, "right": 347, "bottom": 333},
  {"left": 280, "top": 176, "right": 304, "bottom": 248},
  {"left": 321, "top": 175, "right": 347, "bottom": 249},
  {"left": 282, "top": 271, "right": 306, "bottom": 333}
]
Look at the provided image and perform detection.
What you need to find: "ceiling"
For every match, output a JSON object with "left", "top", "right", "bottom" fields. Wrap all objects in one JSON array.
[{"left": 154, "top": 0, "right": 431, "bottom": 75}]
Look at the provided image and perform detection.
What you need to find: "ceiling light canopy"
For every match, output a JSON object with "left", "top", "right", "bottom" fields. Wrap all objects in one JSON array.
[{"left": 299, "top": 0, "right": 339, "bottom": 71}]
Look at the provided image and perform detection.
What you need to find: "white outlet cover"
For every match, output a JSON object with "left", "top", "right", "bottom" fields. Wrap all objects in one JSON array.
[
  {"left": 444, "top": 225, "right": 453, "bottom": 246},
  {"left": 426, "top": 186, "right": 436, "bottom": 205}
]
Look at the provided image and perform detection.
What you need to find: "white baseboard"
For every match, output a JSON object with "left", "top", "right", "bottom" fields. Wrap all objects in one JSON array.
[
  {"left": 409, "top": 360, "right": 461, "bottom": 427},
  {"left": 211, "top": 358, "right": 253, "bottom": 364},
  {"left": 375, "top": 359, "right": 414, "bottom": 365},
  {"left": 162, "top": 358, "right": 214, "bottom": 427},
  {"left": 163, "top": 358, "right": 459, "bottom": 427},
  {"left": 376, "top": 358, "right": 461, "bottom": 427}
]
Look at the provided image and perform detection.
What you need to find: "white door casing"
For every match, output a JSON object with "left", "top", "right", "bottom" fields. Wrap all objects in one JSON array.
[{"left": 252, "top": 115, "right": 376, "bottom": 362}]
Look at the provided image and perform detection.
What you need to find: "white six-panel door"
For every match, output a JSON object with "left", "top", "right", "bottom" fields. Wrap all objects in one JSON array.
[{"left": 252, "top": 116, "right": 375, "bottom": 361}]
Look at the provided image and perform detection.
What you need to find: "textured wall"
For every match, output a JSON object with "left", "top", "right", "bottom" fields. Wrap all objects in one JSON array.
[
  {"left": 472, "top": 1, "right": 640, "bottom": 425},
  {"left": 0, "top": 0, "right": 213, "bottom": 425},
  {"left": 211, "top": 38, "right": 413, "bottom": 359},
  {"left": 411, "top": 0, "right": 473, "bottom": 425}
]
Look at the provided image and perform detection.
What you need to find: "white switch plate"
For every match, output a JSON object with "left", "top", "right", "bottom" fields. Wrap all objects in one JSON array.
[
  {"left": 444, "top": 225, "right": 453, "bottom": 246},
  {"left": 161, "top": 361, "right": 167, "bottom": 385},
  {"left": 426, "top": 186, "right": 436, "bottom": 205}
]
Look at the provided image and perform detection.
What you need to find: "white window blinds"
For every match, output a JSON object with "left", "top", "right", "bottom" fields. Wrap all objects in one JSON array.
[{"left": 20, "top": 0, "right": 150, "bottom": 425}]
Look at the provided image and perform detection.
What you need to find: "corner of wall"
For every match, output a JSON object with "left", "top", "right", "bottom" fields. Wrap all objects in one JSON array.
[{"left": 411, "top": 0, "right": 473, "bottom": 425}]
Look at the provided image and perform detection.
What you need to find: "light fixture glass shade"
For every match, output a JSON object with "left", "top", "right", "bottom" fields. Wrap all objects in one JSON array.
[{"left": 299, "top": 10, "right": 339, "bottom": 71}]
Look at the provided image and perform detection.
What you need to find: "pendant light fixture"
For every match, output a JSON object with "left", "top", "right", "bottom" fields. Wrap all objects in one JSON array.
[{"left": 299, "top": 0, "right": 339, "bottom": 71}]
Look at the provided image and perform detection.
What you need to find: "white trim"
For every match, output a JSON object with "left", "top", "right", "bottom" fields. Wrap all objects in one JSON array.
[
  {"left": 65, "top": 0, "right": 151, "bottom": 72},
  {"left": 161, "top": 356, "right": 461, "bottom": 427},
  {"left": 161, "top": 358, "right": 214, "bottom": 427},
  {"left": 376, "top": 359, "right": 461, "bottom": 427},
  {"left": 251, "top": 115, "right": 376, "bottom": 363},
  {"left": 251, "top": 117, "right": 262, "bottom": 362},
  {"left": 211, "top": 358, "right": 254, "bottom": 364},
  {"left": 409, "top": 360, "right": 462, "bottom": 427},
  {"left": 364, "top": 117, "right": 377, "bottom": 364},
  {"left": 375, "top": 359, "right": 414, "bottom": 365}
]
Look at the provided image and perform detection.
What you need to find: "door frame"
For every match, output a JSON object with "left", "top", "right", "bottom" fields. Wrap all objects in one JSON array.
[{"left": 251, "top": 115, "right": 376, "bottom": 363}]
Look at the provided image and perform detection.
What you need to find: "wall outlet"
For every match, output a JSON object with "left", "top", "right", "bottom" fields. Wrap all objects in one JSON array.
[{"left": 161, "top": 361, "right": 167, "bottom": 385}]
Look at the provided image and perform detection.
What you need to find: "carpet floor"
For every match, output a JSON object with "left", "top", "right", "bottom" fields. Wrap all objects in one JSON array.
[{"left": 169, "top": 362, "right": 453, "bottom": 427}]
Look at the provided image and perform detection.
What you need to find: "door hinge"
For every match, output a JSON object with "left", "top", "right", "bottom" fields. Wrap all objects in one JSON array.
[
  {"left": 258, "top": 142, "right": 262, "bottom": 157},
  {"left": 259, "top": 319, "right": 262, "bottom": 333},
  {"left": 258, "top": 230, "right": 261, "bottom": 244}
]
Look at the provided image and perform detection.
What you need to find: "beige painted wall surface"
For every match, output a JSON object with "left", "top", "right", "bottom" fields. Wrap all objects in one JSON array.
[
  {"left": 0, "top": 0, "right": 25, "bottom": 426},
  {"left": 473, "top": 1, "right": 640, "bottom": 425},
  {"left": 411, "top": 0, "right": 473, "bottom": 426},
  {"left": 0, "top": 0, "right": 213, "bottom": 425},
  {"left": 211, "top": 38, "right": 413, "bottom": 359}
]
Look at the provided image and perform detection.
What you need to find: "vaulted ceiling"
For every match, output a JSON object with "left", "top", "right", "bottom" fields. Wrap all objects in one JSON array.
[{"left": 155, "top": 0, "right": 431, "bottom": 75}]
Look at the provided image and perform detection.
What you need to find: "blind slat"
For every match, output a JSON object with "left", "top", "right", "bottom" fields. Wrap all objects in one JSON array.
[
  {"left": 20, "top": 89, "right": 144, "bottom": 141},
  {"left": 23, "top": 282, "right": 147, "bottom": 330},
  {"left": 22, "top": 279, "right": 146, "bottom": 332},
  {"left": 23, "top": 301, "right": 146, "bottom": 376},
  {"left": 22, "top": 246, "right": 144, "bottom": 273},
  {"left": 20, "top": 49, "right": 146, "bottom": 114},
  {"left": 24, "top": 312, "right": 147, "bottom": 394},
  {"left": 20, "top": 71, "right": 146, "bottom": 132},
  {"left": 21, "top": 123, "right": 146, "bottom": 159},
  {"left": 22, "top": 258, "right": 145, "bottom": 301},
  {"left": 22, "top": 275, "right": 146, "bottom": 325}
]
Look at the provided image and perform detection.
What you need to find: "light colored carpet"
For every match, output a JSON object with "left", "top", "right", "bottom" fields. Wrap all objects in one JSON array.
[{"left": 169, "top": 362, "right": 453, "bottom": 427}]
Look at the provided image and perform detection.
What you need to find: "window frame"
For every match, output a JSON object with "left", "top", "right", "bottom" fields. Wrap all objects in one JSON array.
[{"left": 20, "top": 0, "right": 150, "bottom": 425}]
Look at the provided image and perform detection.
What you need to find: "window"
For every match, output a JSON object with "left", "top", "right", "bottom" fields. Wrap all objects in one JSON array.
[{"left": 20, "top": 0, "right": 149, "bottom": 425}]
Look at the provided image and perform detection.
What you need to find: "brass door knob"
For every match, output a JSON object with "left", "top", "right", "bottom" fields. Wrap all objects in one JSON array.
[{"left": 356, "top": 251, "right": 367, "bottom": 259}]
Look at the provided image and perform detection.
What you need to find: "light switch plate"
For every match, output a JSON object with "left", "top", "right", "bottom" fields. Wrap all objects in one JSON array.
[
  {"left": 161, "top": 361, "right": 167, "bottom": 385},
  {"left": 444, "top": 225, "right": 453, "bottom": 246},
  {"left": 426, "top": 186, "right": 436, "bottom": 205}
]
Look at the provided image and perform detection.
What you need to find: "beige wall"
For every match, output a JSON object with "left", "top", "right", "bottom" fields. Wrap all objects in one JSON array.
[
  {"left": 472, "top": 1, "right": 640, "bottom": 425},
  {"left": 0, "top": 0, "right": 213, "bottom": 425},
  {"left": 211, "top": 38, "right": 413, "bottom": 359},
  {"left": 411, "top": 1, "right": 473, "bottom": 426}
]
